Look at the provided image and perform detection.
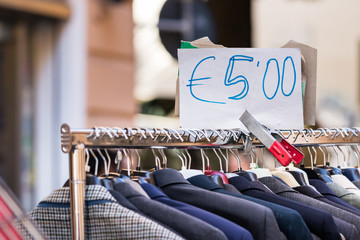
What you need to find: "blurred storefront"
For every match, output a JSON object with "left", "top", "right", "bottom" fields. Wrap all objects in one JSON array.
[
  {"left": 0, "top": 0, "right": 136, "bottom": 210},
  {"left": 2, "top": 0, "right": 360, "bottom": 211}
]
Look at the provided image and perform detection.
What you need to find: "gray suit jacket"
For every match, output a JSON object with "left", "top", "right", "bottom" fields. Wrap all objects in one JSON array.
[
  {"left": 153, "top": 169, "right": 285, "bottom": 240},
  {"left": 260, "top": 177, "right": 360, "bottom": 240},
  {"left": 114, "top": 182, "right": 227, "bottom": 240},
  {"left": 327, "top": 182, "right": 360, "bottom": 209}
]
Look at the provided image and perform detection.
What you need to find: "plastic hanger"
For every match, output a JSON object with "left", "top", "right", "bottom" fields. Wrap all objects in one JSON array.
[
  {"left": 204, "top": 149, "right": 228, "bottom": 185},
  {"left": 327, "top": 146, "right": 342, "bottom": 175},
  {"left": 178, "top": 149, "right": 205, "bottom": 179},
  {"left": 86, "top": 149, "right": 102, "bottom": 185},
  {"left": 95, "top": 149, "right": 116, "bottom": 190},
  {"left": 243, "top": 134, "right": 268, "bottom": 179},
  {"left": 108, "top": 149, "right": 126, "bottom": 183},
  {"left": 136, "top": 149, "right": 159, "bottom": 185},
  {"left": 226, "top": 149, "right": 257, "bottom": 181},
  {"left": 300, "top": 146, "right": 333, "bottom": 183},
  {"left": 230, "top": 135, "right": 258, "bottom": 181},
  {"left": 246, "top": 148, "right": 272, "bottom": 178}
]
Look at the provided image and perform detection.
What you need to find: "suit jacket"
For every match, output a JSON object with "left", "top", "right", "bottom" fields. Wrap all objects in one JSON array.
[
  {"left": 152, "top": 169, "right": 285, "bottom": 240},
  {"left": 342, "top": 168, "right": 360, "bottom": 182},
  {"left": 327, "top": 181, "right": 360, "bottom": 210},
  {"left": 310, "top": 179, "right": 360, "bottom": 213},
  {"left": 293, "top": 185, "right": 360, "bottom": 216},
  {"left": 123, "top": 179, "right": 150, "bottom": 198},
  {"left": 188, "top": 174, "right": 311, "bottom": 240},
  {"left": 141, "top": 182, "right": 253, "bottom": 240},
  {"left": 113, "top": 182, "right": 227, "bottom": 240},
  {"left": 331, "top": 175, "right": 360, "bottom": 196},
  {"left": 260, "top": 176, "right": 360, "bottom": 240},
  {"left": 223, "top": 183, "right": 242, "bottom": 194},
  {"left": 28, "top": 185, "right": 183, "bottom": 239},
  {"left": 229, "top": 175, "right": 337, "bottom": 240},
  {"left": 352, "top": 179, "right": 360, "bottom": 189}
]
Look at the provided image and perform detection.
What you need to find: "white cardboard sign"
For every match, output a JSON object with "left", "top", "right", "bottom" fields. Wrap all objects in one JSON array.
[{"left": 178, "top": 48, "right": 304, "bottom": 129}]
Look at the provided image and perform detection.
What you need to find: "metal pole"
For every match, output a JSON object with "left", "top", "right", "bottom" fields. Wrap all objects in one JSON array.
[{"left": 69, "top": 144, "right": 85, "bottom": 240}]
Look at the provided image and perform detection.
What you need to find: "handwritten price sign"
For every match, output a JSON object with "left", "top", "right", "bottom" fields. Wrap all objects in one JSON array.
[{"left": 178, "top": 48, "right": 304, "bottom": 129}]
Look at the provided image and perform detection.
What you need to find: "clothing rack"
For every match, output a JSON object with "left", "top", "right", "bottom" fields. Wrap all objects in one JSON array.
[{"left": 60, "top": 123, "right": 360, "bottom": 240}]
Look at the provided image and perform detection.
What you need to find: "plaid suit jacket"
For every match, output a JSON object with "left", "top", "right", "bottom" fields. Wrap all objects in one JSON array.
[{"left": 28, "top": 185, "right": 183, "bottom": 240}]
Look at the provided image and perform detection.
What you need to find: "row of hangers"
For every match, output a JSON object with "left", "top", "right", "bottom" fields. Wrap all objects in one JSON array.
[{"left": 82, "top": 142, "right": 360, "bottom": 190}]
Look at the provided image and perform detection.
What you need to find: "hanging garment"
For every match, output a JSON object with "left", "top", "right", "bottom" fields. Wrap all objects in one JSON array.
[
  {"left": 113, "top": 182, "right": 227, "bottom": 240},
  {"left": 352, "top": 179, "right": 360, "bottom": 189},
  {"left": 342, "top": 168, "right": 360, "bottom": 181},
  {"left": 309, "top": 179, "right": 360, "bottom": 212},
  {"left": 229, "top": 176, "right": 341, "bottom": 239},
  {"left": 278, "top": 165, "right": 310, "bottom": 185},
  {"left": 331, "top": 175, "right": 360, "bottom": 196},
  {"left": 259, "top": 176, "right": 360, "bottom": 240},
  {"left": 141, "top": 182, "right": 253, "bottom": 240},
  {"left": 152, "top": 168, "right": 285, "bottom": 240},
  {"left": 28, "top": 185, "right": 183, "bottom": 239},
  {"left": 222, "top": 183, "right": 242, "bottom": 194},
  {"left": 294, "top": 185, "right": 360, "bottom": 216},
  {"left": 187, "top": 174, "right": 312, "bottom": 240},
  {"left": 229, "top": 176, "right": 343, "bottom": 240},
  {"left": 123, "top": 179, "right": 150, "bottom": 198},
  {"left": 326, "top": 182, "right": 360, "bottom": 209},
  {"left": 271, "top": 171, "right": 300, "bottom": 188}
]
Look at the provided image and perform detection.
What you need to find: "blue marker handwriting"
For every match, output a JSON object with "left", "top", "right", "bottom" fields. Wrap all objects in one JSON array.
[{"left": 187, "top": 55, "right": 297, "bottom": 104}]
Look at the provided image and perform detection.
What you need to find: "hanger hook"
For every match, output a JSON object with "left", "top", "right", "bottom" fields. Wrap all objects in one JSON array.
[
  {"left": 217, "top": 149, "right": 228, "bottom": 172},
  {"left": 180, "top": 150, "right": 188, "bottom": 169},
  {"left": 184, "top": 149, "right": 192, "bottom": 169},
  {"left": 336, "top": 146, "right": 346, "bottom": 168},
  {"left": 151, "top": 149, "right": 160, "bottom": 170},
  {"left": 260, "top": 148, "right": 265, "bottom": 168},
  {"left": 89, "top": 149, "right": 99, "bottom": 176},
  {"left": 174, "top": 149, "right": 186, "bottom": 170},
  {"left": 319, "top": 146, "right": 326, "bottom": 167},
  {"left": 307, "top": 147, "right": 314, "bottom": 170},
  {"left": 200, "top": 149, "right": 206, "bottom": 172},
  {"left": 229, "top": 149, "right": 241, "bottom": 172},
  {"left": 159, "top": 149, "right": 167, "bottom": 168},
  {"left": 135, "top": 149, "right": 141, "bottom": 170},
  {"left": 97, "top": 149, "right": 109, "bottom": 177},
  {"left": 251, "top": 148, "right": 258, "bottom": 167},
  {"left": 85, "top": 149, "right": 90, "bottom": 172},
  {"left": 353, "top": 145, "right": 360, "bottom": 167},
  {"left": 122, "top": 149, "right": 131, "bottom": 177},
  {"left": 201, "top": 149, "right": 210, "bottom": 168},
  {"left": 331, "top": 146, "right": 339, "bottom": 168},
  {"left": 311, "top": 146, "right": 317, "bottom": 167},
  {"left": 212, "top": 149, "right": 224, "bottom": 172},
  {"left": 115, "top": 149, "right": 123, "bottom": 173},
  {"left": 104, "top": 149, "right": 111, "bottom": 175}
]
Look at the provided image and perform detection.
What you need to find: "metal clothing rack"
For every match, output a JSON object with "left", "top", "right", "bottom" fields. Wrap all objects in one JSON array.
[{"left": 60, "top": 123, "right": 360, "bottom": 240}]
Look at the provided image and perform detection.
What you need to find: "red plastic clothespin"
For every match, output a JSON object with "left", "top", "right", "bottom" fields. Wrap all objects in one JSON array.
[{"left": 240, "top": 110, "right": 304, "bottom": 166}]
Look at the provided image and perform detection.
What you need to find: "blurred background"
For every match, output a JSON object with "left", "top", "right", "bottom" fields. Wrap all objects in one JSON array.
[{"left": 1, "top": 0, "right": 360, "bottom": 210}]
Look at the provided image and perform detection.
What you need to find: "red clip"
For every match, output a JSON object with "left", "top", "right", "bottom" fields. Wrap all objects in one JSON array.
[
  {"left": 268, "top": 141, "right": 293, "bottom": 166},
  {"left": 272, "top": 133, "right": 304, "bottom": 164},
  {"left": 240, "top": 110, "right": 304, "bottom": 166}
]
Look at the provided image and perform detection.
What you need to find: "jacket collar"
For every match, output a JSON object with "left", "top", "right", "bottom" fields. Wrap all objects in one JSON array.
[
  {"left": 259, "top": 176, "right": 298, "bottom": 194},
  {"left": 153, "top": 169, "right": 190, "bottom": 188},
  {"left": 40, "top": 185, "right": 117, "bottom": 204}
]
